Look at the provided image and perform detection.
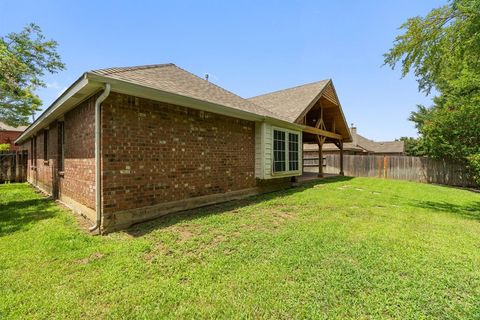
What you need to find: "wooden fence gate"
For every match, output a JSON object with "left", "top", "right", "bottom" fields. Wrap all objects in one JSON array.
[
  {"left": 0, "top": 150, "right": 28, "bottom": 183},
  {"left": 303, "top": 154, "right": 475, "bottom": 187}
]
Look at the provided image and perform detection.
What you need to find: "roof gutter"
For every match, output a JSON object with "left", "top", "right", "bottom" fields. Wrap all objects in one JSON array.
[{"left": 89, "top": 83, "right": 111, "bottom": 234}]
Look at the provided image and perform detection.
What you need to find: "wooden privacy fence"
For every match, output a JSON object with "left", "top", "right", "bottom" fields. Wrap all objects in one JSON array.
[
  {"left": 304, "top": 154, "right": 475, "bottom": 187},
  {"left": 0, "top": 150, "right": 28, "bottom": 183}
]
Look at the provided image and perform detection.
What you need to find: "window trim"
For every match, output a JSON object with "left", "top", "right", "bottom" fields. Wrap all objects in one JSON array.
[
  {"left": 288, "top": 132, "right": 299, "bottom": 171},
  {"left": 30, "top": 138, "right": 34, "bottom": 166},
  {"left": 273, "top": 129, "right": 286, "bottom": 173},
  {"left": 271, "top": 127, "right": 301, "bottom": 175},
  {"left": 33, "top": 135, "right": 37, "bottom": 167},
  {"left": 43, "top": 129, "right": 49, "bottom": 162},
  {"left": 58, "top": 121, "right": 65, "bottom": 172}
]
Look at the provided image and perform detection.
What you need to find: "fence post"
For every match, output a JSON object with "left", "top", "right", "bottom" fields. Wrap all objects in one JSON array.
[
  {"left": 15, "top": 151, "right": 20, "bottom": 182},
  {"left": 383, "top": 155, "right": 388, "bottom": 179},
  {"left": 339, "top": 141, "right": 344, "bottom": 176}
]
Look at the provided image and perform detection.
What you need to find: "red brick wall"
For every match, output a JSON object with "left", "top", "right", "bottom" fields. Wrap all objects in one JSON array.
[
  {"left": 0, "top": 130, "right": 23, "bottom": 150},
  {"left": 19, "top": 91, "right": 263, "bottom": 231},
  {"left": 29, "top": 127, "right": 57, "bottom": 191},
  {"left": 22, "top": 130, "right": 41, "bottom": 187},
  {"left": 21, "top": 96, "right": 96, "bottom": 212},
  {"left": 61, "top": 96, "right": 96, "bottom": 209},
  {"left": 101, "top": 92, "right": 256, "bottom": 216}
]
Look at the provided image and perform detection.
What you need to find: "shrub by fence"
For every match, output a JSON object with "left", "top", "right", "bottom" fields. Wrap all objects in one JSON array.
[
  {"left": 303, "top": 154, "right": 475, "bottom": 187},
  {"left": 0, "top": 150, "right": 28, "bottom": 183}
]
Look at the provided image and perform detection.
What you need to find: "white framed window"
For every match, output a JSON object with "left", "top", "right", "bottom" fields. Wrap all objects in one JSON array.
[
  {"left": 273, "top": 128, "right": 300, "bottom": 173},
  {"left": 273, "top": 130, "right": 286, "bottom": 172},
  {"left": 288, "top": 133, "right": 299, "bottom": 171}
]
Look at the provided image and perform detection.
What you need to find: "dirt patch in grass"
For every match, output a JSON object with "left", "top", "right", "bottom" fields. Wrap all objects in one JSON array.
[
  {"left": 143, "top": 242, "right": 173, "bottom": 262},
  {"left": 176, "top": 228, "right": 194, "bottom": 242},
  {"left": 211, "top": 234, "right": 226, "bottom": 245},
  {"left": 76, "top": 252, "right": 104, "bottom": 265},
  {"left": 168, "top": 224, "right": 198, "bottom": 243},
  {"left": 271, "top": 210, "right": 294, "bottom": 222},
  {"left": 185, "top": 234, "right": 228, "bottom": 257}
]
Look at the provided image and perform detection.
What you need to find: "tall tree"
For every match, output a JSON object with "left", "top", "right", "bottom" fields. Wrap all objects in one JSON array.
[
  {"left": 384, "top": 0, "right": 480, "bottom": 183},
  {"left": 0, "top": 23, "right": 65, "bottom": 127},
  {"left": 397, "top": 137, "right": 424, "bottom": 157}
]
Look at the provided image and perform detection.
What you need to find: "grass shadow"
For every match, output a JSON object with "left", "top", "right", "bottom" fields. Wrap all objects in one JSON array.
[
  {"left": 0, "top": 197, "right": 56, "bottom": 237},
  {"left": 126, "top": 175, "right": 353, "bottom": 237},
  {"left": 410, "top": 200, "right": 480, "bottom": 221}
]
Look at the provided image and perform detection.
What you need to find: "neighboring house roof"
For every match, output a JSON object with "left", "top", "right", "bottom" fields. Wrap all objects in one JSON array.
[
  {"left": 0, "top": 121, "right": 27, "bottom": 132},
  {"left": 351, "top": 134, "right": 405, "bottom": 153},
  {"left": 248, "top": 80, "right": 330, "bottom": 123},
  {"left": 90, "top": 64, "right": 279, "bottom": 119},
  {"left": 304, "top": 128, "right": 405, "bottom": 154}
]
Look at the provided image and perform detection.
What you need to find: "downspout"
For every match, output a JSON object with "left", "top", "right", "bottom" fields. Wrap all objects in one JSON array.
[{"left": 90, "top": 83, "right": 111, "bottom": 233}]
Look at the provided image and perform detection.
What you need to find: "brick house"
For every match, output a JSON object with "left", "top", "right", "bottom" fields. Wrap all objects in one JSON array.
[
  {"left": 16, "top": 64, "right": 351, "bottom": 233},
  {"left": 0, "top": 121, "right": 27, "bottom": 150}
]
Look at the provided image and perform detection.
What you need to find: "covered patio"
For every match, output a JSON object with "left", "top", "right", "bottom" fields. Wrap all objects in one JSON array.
[
  {"left": 249, "top": 78, "right": 352, "bottom": 179},
  {"left": 300, "top": 81, "right": 350, "bottom": 177}
]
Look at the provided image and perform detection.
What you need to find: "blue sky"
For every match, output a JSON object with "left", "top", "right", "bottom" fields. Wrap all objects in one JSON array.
[{"left": 1, "top": 0, "right": 446, "bottom": 140}]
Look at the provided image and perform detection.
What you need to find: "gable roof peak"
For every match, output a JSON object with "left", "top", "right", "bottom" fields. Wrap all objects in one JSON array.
[
  {"left": 248, "top": 79, "right": 332, "bottom": 123},
  {"left": 250, "top": 79, "right": 331, "bottom": 100}
]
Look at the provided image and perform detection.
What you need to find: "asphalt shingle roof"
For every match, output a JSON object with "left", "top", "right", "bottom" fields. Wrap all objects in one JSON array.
[
  {"left": 248, "top": 80, "right": 330, "bottom": 123},
  {"left": 90, "top": 64, "right": 279, "bottom": 119}
]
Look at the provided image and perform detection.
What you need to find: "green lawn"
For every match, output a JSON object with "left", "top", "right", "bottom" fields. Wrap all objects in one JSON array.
[{"left": 1, "top": 178, "right": 480, "bottom": 319}]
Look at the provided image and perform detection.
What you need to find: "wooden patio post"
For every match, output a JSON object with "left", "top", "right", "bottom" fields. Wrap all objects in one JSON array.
[
  {"left": 316, "top": 135, "right": 325, "bottom": 178},
  {"left": 339, "top": 141, "right": 344, "bottom": 176},
  {"left": 318, "top": 139, "right": 323, "bottom": 178}
]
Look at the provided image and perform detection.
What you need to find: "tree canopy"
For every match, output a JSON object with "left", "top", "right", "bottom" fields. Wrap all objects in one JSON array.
[
  {"left": 385, "top": 0, "right": 480, "bottom": 183},
  {"left": 0, "top": 23, "right": 65, "bottom": 127}
]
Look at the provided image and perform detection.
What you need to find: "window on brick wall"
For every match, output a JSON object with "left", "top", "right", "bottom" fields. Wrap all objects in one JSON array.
[
  {"left": 33, "top": 136, "right": 37, "bottom": 167},
  {"left": 273, "top": 129, "right": 300, "bottom": 173},
  {"left": 43, "top": 129, "right": 49, "bottom": 161},
  {"left": 30, "top": 138, "right": 34, "bottom": 166},
  {"left": 58, "top": 122, "right": 65, "bottom": 171}
]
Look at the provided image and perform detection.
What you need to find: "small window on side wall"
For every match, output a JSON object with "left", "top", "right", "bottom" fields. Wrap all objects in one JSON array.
[
  {"left": 43, "top": 129, "right": 49, "bottom": 161},
  {"left": 33, "top": 136, "right": 37, "bottom": 167},
  {"left": 58, "top": 122, "right": 65, "bottom": 172},
  {"left": 30, "top": 138, "right": 34, "bottom": 166}
]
